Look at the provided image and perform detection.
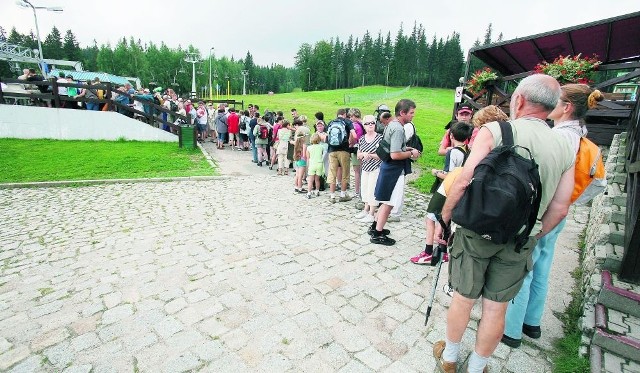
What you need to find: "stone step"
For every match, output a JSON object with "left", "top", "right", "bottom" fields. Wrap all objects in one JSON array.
[
  {"left": 589, "top": 270, "right": 640, "bottom": 372},
  {"left": 597, "top": 270, "right": 640, "bottom": 318}
]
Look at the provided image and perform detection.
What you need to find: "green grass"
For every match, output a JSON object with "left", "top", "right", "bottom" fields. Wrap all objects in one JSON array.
[
  {"left": 234, "top": 85, "right": 453, "bottom": 192},
  {"left": 0, "top": 139, "right": 214, "bottom": 183},
  {"left": 552, "top": 231, "right": 590, "bottom": 373}
]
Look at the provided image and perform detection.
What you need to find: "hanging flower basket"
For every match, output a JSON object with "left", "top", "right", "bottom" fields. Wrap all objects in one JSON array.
[
  {"left": 534, "top": 54, "right": 601, "bottom": 85},
  {"left": 466, "top": 67, "right": 499, "bottom": 95}
]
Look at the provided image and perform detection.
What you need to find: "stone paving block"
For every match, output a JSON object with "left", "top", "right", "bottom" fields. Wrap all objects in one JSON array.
[
  {"left": 42, "top": 341, "right": 74, "bottom": 370},
  {"left": 164, "top": 297, "right": 187, "bottom": 314},
  {"left": 62, "top": 364, "right": 92, "bottom": 373},
  {"left": 70, "top": 332, "right": 100, "bottom": 352},
  {"left": 161, "top": 351, "right": 201, "bottom": 373},
  {"left": 256, "top": 353, "right": 292, "bottom": 372},
  {"left": 152, "top": 316, "right": 183, "bottom": 340},
  {"left": 505, "top": 349, "right": 549, "bottom": 373},
  {"left": 190, "top": 340, "right": 225, "bottom": 361},
  {"left": 604, "top": 352, "right": 625, "bottom": 373},
  {"left": 0, "top": 337, "right": 13, "bottom": 354},
  {"left": 319, "top": 342, "right": 350, "bottom": 369},
  {"left": 332, "top": 322, "right": 370, "bottom": 353},
  {"left": 100, "top": 304, "right": 133, "bottom": 325},
  {"left": 30, "top": 327, "right": 70, "bottom": 352},
  {"left": 355, "top": 346, "right": 393, "bottom": 370},
  {"left": 337, "top": 359, "right": 372, "bottom": 373},
  {"left": 0, "top": 345, "right": 31, "bottom": 371},
  {"left": 102, "top": 292, "right": 122, "bottom": 309}
]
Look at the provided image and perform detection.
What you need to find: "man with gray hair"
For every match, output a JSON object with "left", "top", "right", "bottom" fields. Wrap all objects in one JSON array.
[{"left": 432, "top": 74, "right": 576, "bottom": 373}]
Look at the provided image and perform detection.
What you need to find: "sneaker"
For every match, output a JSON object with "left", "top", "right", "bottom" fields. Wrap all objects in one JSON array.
[
  {"left": 359, "top": 215, "right": 375, "bottom": 224},
  {"left": 354, "top": 211, "right": 367, "bottom": 219},
  {"left": 410, "top": 251, "right": 433, "bottom": 265},
  {"left": 433, "top": 340, "right": 456, "bottom": 373},
  {"left": 339, "top": 195, "right": 352, "bottom": 202},
  {"left": 314, "top": 190, "right": 320, "bottom": 196},
  {"left": 501, "top": 334, "right": 521, "bottom": 348},
  {"left": 370, "top": 234, "right": 396, "bottom": 246},
  {"left": 307, "top": 193, "right": 312, "bottom": 199},
  {"left": 443, "top": 284, "right": 454, "bottom": 297},
  {"left": 330, "top": 197, "right": 337, "bottom": 204},
  {"left": 387, "top": 215, "right": 401, "bottom": 222},
  {"left": 297, "top": 188, "right": 308, "bottom": 194},
  {"left": 522, "top": 324, "right": 541, "bottom": 339}
]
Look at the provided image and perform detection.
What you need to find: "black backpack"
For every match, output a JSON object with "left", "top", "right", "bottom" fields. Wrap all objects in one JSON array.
[
  {"left": 405, "top": 122, "right": 423, "bottom": 153},
  {"left": 451, "top": 121, "right": 542, "bottom": 252}
]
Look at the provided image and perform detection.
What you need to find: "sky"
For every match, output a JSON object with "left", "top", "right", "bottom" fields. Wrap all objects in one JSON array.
[{"left": 1, "top": 0, "right": 638, "bottom": 68}]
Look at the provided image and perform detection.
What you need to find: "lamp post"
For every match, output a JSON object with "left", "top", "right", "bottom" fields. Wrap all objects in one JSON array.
[
  {"left": 184, "top": 52, "right": 199, "bottom": 99},
  {"left": 385, "top": 56, "right": 390, "bottom": 96},
  {"left": 241, "top": 70, "right": 248, "bottom": 96},
  {"left": 213, "top": 70, "right": 219, "bottom": 100},
  {"left": 16, "top": 0, "right": 63, "bottom": 76},
  {"left": 208, "top": 47, "right": 214, "bottom": 101},
  {"left": 307, "top": 67, "right": 311, "bottom": 91},
  {"left": 225, "top": 74, "right": 229, "bottom": 99}
]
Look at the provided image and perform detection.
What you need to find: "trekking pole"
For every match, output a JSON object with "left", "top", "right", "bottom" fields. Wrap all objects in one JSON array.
[{"left": 425, "top": 218, "right": 450, "bottom": 326}]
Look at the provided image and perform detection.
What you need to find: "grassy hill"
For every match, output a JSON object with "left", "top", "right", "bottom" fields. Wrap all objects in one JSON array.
[{"left": 227, "top": 85, "right": 454, "bottom": 192}]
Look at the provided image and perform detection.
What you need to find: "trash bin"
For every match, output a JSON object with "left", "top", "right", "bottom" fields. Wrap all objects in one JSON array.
[{"left": 179, "top": 125, "right": 196, "bottom": 149}]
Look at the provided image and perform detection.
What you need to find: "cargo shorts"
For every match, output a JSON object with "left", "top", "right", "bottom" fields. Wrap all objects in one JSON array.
[{"left": 449, "top": 226, "right": 537, "bottom": 302}]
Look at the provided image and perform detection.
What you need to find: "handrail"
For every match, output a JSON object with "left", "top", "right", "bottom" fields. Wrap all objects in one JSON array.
[{"left": 0, "top": 77, "right": 191, "bottom": 131}]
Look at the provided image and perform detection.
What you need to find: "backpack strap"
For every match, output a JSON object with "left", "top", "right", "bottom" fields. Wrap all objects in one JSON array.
[{"left": 498, "top": 121, "right": 514, "bottom": 146}]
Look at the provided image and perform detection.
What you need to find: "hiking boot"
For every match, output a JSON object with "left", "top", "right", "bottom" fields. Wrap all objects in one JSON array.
[
  {"left": 433, "top": 340, "right": 456, "bottom": 373},
  {"left": 370, "top": 234, "right": 396, "bottom": 246},
  {"left": 522, "top": 324, "right": 541, "bottom": 339},
  {"left": 410, "top": 251, "right": 433, "bottom": 265},
  {"left": 339, "top": 195, "right": 352, "bottom": 202},
  {"left": 501, "top": 334, "right": 521, "bottom": 348}
]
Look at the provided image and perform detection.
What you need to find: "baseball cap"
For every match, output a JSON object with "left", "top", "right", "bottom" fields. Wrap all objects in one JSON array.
[{"left": 457, "top": 103, "right": 473, "bottom": 114}]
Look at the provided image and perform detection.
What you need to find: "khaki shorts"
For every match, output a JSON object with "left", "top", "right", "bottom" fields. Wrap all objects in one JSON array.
[
  {"left": 449, "top": 227, "right": 536, "bottom": 302},
  {"left": 328, "top": 151, "right": 351, "bottom": 185}
]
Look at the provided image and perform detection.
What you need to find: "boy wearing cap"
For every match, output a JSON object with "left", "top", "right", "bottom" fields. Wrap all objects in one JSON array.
[{"left": 437, "top": 103, "right": 473, "bottom": 155}]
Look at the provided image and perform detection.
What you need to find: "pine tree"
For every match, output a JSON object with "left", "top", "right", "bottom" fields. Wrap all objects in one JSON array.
[
  {"left": 43, "top": 26, "right": 63, "bottom": 59},
  {"left": 62, "top": 29, "right": 81, "bottom": 62}
]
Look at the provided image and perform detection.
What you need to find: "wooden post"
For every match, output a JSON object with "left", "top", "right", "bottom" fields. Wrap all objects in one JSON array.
[
  {"left": 51, "top": 78, "right": 60, "bottom": 108},
  {"left": 0, "top": 78, "right": 4, "bottom": 104},
  {"left": 105, "top": 83, "right": 112, "bottom": 111}
]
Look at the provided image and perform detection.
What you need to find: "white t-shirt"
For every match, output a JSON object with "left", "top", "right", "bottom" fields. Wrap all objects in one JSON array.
[{"left": 57, "top": 78, "right": 68, "bottom": 96}]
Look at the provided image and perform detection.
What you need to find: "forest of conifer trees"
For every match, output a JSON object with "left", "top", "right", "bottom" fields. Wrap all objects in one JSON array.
[{"left": 0, "top": 22, "right": 496, "bottom": 94}]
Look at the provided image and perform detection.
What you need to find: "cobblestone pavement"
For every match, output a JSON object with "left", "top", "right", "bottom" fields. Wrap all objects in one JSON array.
[{"left": 0, "top": 143, "right": 584, "bottom": 372}]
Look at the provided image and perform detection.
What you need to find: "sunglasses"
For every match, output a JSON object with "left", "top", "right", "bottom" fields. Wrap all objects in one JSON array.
[{"left": 364, "top": 121, "right": 376, "bottom": 125}]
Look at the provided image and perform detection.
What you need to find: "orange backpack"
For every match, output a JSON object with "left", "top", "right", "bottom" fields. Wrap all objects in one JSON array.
[{"left": 571, "top": 136, "right": 607, "bottom": 204}]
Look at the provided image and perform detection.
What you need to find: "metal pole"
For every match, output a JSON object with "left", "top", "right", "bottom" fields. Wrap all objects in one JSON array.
[
  {"left": 241, "top": 70, "right": 248, "bottom": 96},
  {"left": 208, "top": 48, "right": 214, "bottom": 101},
  {"left": 307, "top": 68, "right": 310, "bottom": 91}
]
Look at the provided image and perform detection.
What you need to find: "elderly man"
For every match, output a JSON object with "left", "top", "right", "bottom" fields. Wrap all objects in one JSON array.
[{"left": 433, "top": 74, "right": 575, "bottom": 373}]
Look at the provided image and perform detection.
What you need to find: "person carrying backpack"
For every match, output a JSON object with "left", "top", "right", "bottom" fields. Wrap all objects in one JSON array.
[
  {"left": 432, "top": 75, "right": 576, "bottom": 373},
  {"left": 411, "top": 121, "right": 473, "bottom": 265},
  {"left": 502, "top": 83, "right": 605, "bottom": 348},
  {"left": 326, "top": 108, "right": 357, "bottom": 203}
]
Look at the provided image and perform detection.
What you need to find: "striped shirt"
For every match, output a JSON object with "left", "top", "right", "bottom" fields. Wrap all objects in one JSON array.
[{"left": 359, "top": 134, "right": 383, "bottom": 172}]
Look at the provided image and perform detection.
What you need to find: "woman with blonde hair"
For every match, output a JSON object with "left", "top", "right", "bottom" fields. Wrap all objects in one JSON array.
[
  {"left": 503, "top": 83, "right": 604, "bottom": 348},
  {"left": 468, "top": 105, "right": 508, "bottom": 148}
]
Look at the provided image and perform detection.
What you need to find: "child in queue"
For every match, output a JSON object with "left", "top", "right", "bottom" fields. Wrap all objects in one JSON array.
[
  {"left": 306, "top": 133, "right": 325, "bottom": 198},
  {"left": 293, "top": 135, "right": 308, "bottom": 193}
]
